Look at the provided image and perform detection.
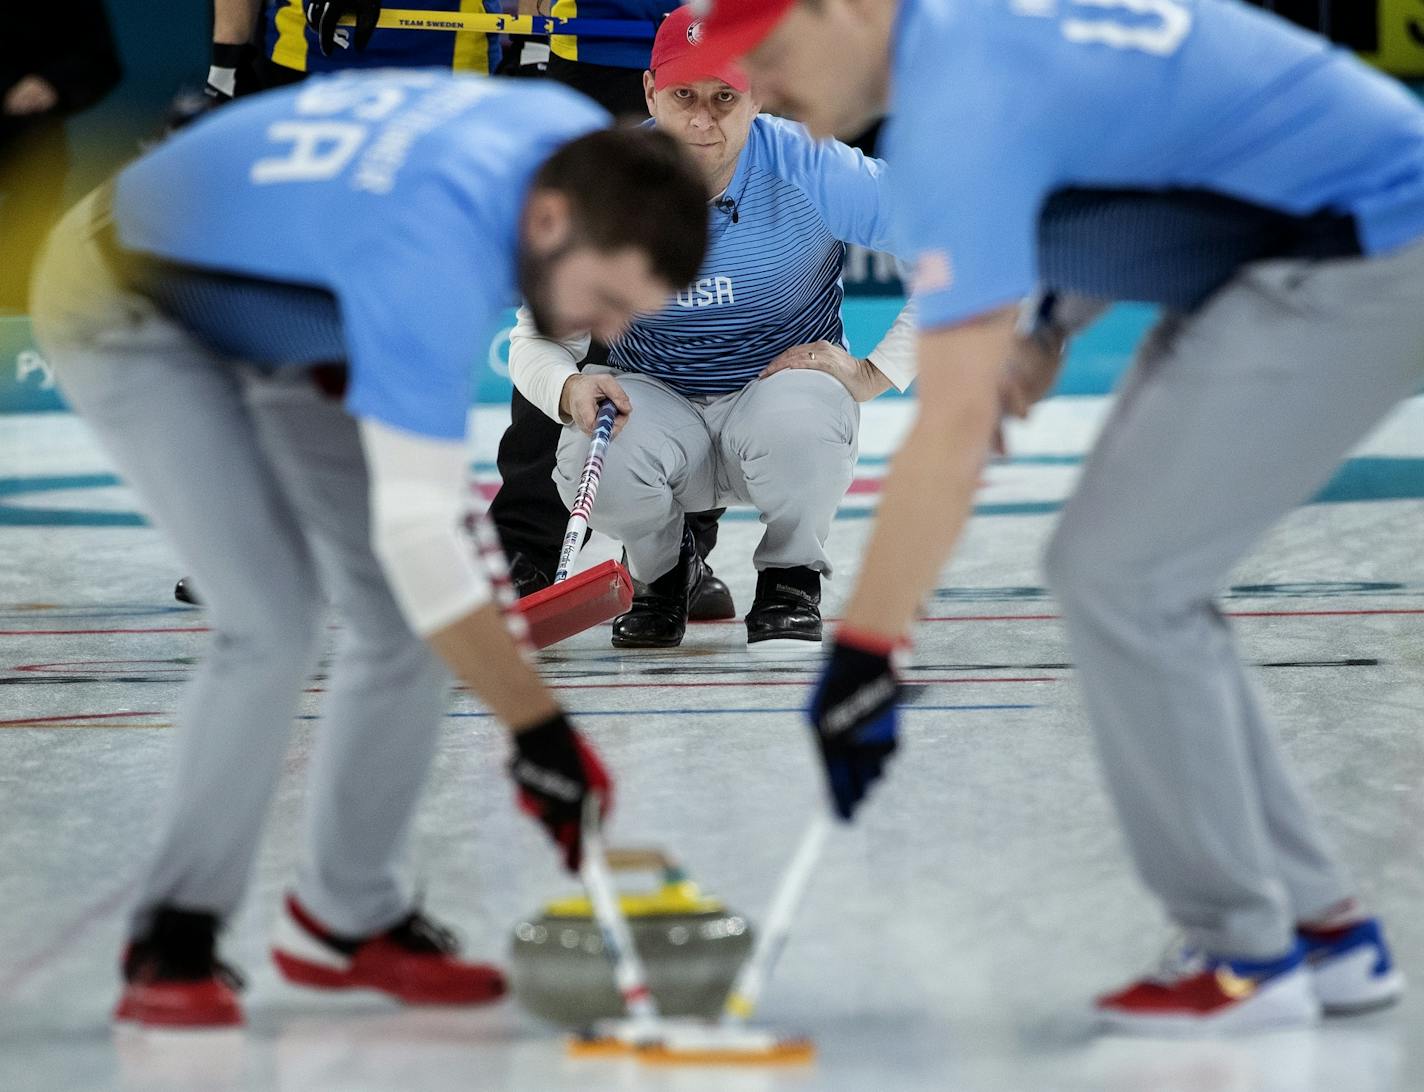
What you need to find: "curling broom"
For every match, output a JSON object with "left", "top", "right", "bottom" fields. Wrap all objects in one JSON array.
[
  {"left": 515, "top": 400, "right": 633, "bottom": 648},
  {"left": 569, "top": 802, "right": 827, "bottom": 1065}
]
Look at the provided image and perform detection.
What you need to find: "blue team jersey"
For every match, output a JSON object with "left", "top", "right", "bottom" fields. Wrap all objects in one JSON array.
[
  {"left": 550, "top": 0, "right": 675, "bottom": 68},
  {"left": 112, "top": 72, "right": 608, "bottom": 440},
  {"left": 265, "top": 0, "right": 503, "bottom": 75},
  {"left": 608, "top": 114, "right": 896, "bottom": 395},
  {"left": 886, "top": 0, "right": 1424, "bottom": 327}
]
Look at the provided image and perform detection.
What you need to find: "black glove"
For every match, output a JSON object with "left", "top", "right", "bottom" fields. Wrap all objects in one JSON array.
[
  {"left": 808, "top": 631, "right": 902, "bottom": 821},
  {"left": 303, "top": 0, "right": 381, "bottom": 57},
  {"left": 509, "top": 713, "right": 612, "bottom": 871},
  {"left": 205, "top": 41, "right": 252, "bottom": 103},
  {"left": 165, "top": 43, "right": 250, "bottom": 133},
  {"left": 495, "top": 37, "right": 550, "bottom": 78}
]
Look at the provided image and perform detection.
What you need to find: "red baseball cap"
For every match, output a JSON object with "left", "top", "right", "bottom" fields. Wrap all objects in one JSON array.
[
  {"left": 650, "top": 5, "right": 751, "bottom": 92},
  {"left": 692, "top": 0, "right": 796, "bottom": 68}
]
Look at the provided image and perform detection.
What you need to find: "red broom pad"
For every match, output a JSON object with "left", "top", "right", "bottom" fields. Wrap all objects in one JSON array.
[
  {"left": 516, "top": 559, "right": 633, "bottom": 649},
  {"left": 512, "top": 400, "right": 629, "bottom": 648}
]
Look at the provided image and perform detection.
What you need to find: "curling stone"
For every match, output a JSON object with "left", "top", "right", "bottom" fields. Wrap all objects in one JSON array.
[{"left": 509, "top": 848, "right": 753, "bottom": 1026}]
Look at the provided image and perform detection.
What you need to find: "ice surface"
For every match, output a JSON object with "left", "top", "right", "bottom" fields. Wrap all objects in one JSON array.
[{"left": 2, "top": 399, "right": 1422, "bottom": 1091}]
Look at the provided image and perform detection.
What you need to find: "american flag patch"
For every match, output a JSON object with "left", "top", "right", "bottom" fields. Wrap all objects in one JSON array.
[{"left": 911, "top": 249, "right": 954, "bottom": 295}]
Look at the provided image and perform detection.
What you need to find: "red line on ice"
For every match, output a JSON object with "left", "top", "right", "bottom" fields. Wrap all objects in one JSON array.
[
  {"left": 0, "top": 711, "right": 163, "bottom": 727},
  {"left": 0, "top": 880, "right": 137, "bottom": 1002},
  {"left": 2, "top": 608, "right": 1420, "bottom": 640},
  {"left": 547, "top": 677, "right": 1060, "bottom": 689},
  {"left": 0, "top": 626, "right": 209, "bottom": 636}
]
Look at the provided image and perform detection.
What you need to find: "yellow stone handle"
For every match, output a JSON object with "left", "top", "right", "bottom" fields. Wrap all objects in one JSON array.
[{"left": 603, "top": 847, "right": 675, "bottom": 873}]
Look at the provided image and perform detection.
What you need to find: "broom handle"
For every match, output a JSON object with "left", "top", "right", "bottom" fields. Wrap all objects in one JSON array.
[
  {"left": 554, "top": 400, "right": 618, "bottom": 585},
  {"left": 720, "top": 813, "right": 831, "bottom": 1027},
  {"left": 580, "top": 794, "right": 661, "bottom": 1024}
]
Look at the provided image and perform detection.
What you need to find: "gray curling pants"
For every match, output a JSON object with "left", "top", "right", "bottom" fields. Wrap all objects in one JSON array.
[
  {"left": 554, "top": 366, "right": 859, "bottom": 583},
  {"left": 1043, "top": 240, "right": 1424, "bottom": 958},
  {"left": 31, "top": 194, "right": 452, "bottom": 939}
]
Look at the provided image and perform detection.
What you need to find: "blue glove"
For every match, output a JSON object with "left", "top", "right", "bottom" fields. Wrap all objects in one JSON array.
[{"left": 809, "top": 631, "right": 901, "bottom": 821}]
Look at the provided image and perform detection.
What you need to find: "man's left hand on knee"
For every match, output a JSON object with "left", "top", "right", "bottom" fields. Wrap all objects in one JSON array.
[{"left": 759, "top": 341, "right": 891, "bottom": 402}]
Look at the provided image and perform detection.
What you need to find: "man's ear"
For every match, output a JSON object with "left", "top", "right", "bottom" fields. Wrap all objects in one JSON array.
[
  {"left": 524, "top": 189, "right": 572, "bottom": 252},
  {"left": 642, "top": 70, "right": 657, "bottom": 119}
]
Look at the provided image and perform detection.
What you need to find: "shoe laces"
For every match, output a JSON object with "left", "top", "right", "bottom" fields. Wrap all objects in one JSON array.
[
  {"left": 215, "top": 961, "right": 247, "bottom": 992},
  {"left": 387, "top": 911, "right": 460, "bottom": 956},
  {"left": 126, "top": 908, "right": 246, "bottom": 989},
  {"left": 1146, "top": 934, "right": 1207, "bottom": 985}
]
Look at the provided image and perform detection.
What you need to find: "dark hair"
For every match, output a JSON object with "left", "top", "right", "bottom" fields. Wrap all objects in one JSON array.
[{"left": 532, "top": 127, "right": 708, "bottom": 290}]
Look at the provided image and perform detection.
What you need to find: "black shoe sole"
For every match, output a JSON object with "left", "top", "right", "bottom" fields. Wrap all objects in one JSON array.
[
  {"left": 611, "top": 635, "right": 686, "bottom": 649},
  {"left": 747, "top": 634, "right": 822, "bottom": 648}
]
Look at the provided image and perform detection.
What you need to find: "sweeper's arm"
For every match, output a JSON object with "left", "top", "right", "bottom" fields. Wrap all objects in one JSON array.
[{"left": 357, "top": 415, "right": 610, "bottom": 869}]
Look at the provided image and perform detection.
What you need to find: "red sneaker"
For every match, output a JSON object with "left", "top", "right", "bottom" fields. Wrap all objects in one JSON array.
[
  {"left": 271, "top": 895, "right": 507, "bottom": 1005},
  {"left": 114, "top": 908, "right": 244, "bottom": 1028},
  {"left": 1096, "top": 939, "right": 1320, "bottom": 1036}
]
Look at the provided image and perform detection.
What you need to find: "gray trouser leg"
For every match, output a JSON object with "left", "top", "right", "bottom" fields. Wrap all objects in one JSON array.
[
  {"left": 715, "top": 368, "right": 858, "bottom": 575},
  {"left": 32, "top": 203, "right": 326, "bottom": 932},
  {"left": 33, "top": 198, "right": 451, "bottom": 937},
  {"left": 554, "top": 367, "right": 858, "bottom": 580},
  {"left": 247, "top": 377, "right": 452, "bottom": 937},
  {"left": 555, "top": 370, "right": 716, "bottom": 582},
  {"left": 1043, "top": 241, "right": 1424, "bottom": 957}
]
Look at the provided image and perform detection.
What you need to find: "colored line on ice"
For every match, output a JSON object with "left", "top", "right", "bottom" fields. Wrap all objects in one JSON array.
[
  {"left": 2, "top": 608, "right": 1420, "bottom": 641},
  {"left": 0, "top": 710, "right": 166, "bottom": 728},
  {"left": 0, "top": 879, "right": 138, "bottom": 1002},
  {"left": 289, "top": 704, "right": 1042, "bottom": 721}
]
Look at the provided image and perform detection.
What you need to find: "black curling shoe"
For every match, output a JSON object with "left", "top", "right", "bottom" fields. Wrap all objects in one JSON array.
[
  {"left": 612, "top": 529, "right": 700, "bottom": 649},
  {"left": 688, "top": 564, "right": 736, "bottom": 621},
  {"left": 507, "top": 552, "right": 553, "bottom": 600},
  {"left": 746, "top": 566, "right": 822, "bottom": 650}
]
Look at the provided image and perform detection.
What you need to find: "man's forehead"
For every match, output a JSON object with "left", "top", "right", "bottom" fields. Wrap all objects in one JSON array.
[{"left": 657, "top": 76, "right": 742, "bottom": 94}]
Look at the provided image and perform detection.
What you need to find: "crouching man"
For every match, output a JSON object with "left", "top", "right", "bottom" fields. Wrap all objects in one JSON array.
[{"left": 509, "top": 5, "right": 913, "bottom": 651}]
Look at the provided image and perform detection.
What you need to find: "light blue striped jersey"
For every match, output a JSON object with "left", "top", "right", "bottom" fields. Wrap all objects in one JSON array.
[
  {"left": 607, "top": 114, "right": 896, "bottom": 395},
  {"left": 887, "top": 0, "right": 1424, "bottom": 327}
]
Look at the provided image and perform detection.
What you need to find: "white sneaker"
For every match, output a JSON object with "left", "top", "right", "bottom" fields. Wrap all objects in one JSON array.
[{"left": 1299, "top": 918, "right": 1405, "bottom": 1014}]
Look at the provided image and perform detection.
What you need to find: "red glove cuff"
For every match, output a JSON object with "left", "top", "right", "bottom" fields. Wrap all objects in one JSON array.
[{"left": 834, "top": 625, "right": 907, "bottom": 659}]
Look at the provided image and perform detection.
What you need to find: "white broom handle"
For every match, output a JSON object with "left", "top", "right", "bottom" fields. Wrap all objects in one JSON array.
[
  {"left": 721, "top": 814, "right": 831, "bottom": 1026},
  {"left": 580, "top": 794, "right": 660, "bottom": 1023},
  {"left": 554, "top": 400, "right": 618, "bottom": 585}
]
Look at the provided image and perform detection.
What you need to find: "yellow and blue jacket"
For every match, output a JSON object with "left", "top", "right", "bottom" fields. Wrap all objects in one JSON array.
[
  {"left": 549, "top": 0, "right": 675, "bottom": 69},
  {"left": 265, "top": 0, "right": 503, "bottom": 75}
]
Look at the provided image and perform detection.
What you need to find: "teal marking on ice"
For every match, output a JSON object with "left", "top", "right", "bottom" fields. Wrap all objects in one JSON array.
[
  {"left": 0, "top": 474, "right": 146, "bottom": 527},
  {"left": 4, "top": 458, "right": 1423, "bottom": 527}
]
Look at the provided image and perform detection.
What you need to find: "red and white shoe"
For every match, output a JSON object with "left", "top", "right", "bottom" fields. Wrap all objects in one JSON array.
[
  {"left": 1096, "top": 938, "right": 1320, "bottom": 1036},
  {"left": 114, "top": 908, "right": 244, "bottom": 1029},
  {"left": 271, "top": 895, "right": 507, "bottom": 1005}
]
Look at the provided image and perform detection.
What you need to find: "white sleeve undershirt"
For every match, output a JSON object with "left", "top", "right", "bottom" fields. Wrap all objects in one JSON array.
[
  {"left": 357, "top": 416, "right": 491, "bottom": 637},
  {"left": 506, "top": 305, "right": 592, "bottom": 423},
  {"left": 866, "top": 297, "right": 918, "bottom": 392}
]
